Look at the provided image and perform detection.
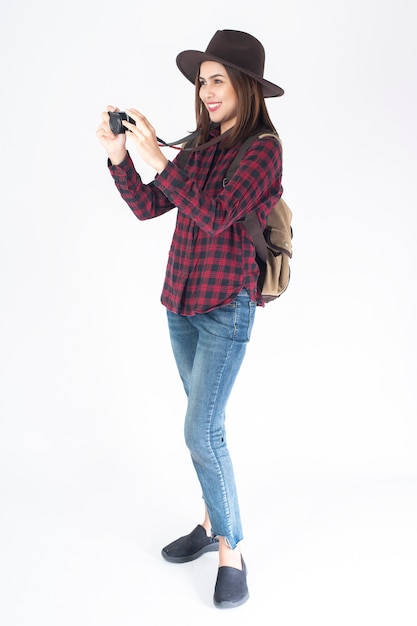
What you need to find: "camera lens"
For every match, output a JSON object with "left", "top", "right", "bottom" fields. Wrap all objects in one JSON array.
[
  {"left": 108, "top": 112, "right": 123, "bottom": 134},
  {"left": 108, "top": 111, "right": 136, "bottom": 134}
]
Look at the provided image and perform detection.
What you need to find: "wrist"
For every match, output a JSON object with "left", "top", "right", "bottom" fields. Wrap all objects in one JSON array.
[
  {"left": 155, "top": 156, "right": 169, "bottom": 175},
  {"left": 108, "top": 148, "right": 127, "bottom": 166}
]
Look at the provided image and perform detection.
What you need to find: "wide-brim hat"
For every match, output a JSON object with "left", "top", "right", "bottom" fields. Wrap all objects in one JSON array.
[{"left": 176, "top": 29, "right": 284, "bottom": 98}]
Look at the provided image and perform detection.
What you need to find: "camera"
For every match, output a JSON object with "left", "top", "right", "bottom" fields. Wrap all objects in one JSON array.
[{"left": 108, "top": 111, "right": 136, "bottom": 134}]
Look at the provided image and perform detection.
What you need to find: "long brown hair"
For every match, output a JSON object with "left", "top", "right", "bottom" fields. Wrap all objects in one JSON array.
[{"left": 194, "top": 64, "right": 278, "bottom": 148}]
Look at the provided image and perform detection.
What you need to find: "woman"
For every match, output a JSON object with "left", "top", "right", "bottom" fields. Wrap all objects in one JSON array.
[{"left": 96, "top": 29, "right": 284, "bottom": 609}]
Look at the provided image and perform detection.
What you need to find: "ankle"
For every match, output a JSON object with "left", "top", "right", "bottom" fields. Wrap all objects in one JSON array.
[{"left": 218, "top": 538, "right": 242, "bottom": 569}]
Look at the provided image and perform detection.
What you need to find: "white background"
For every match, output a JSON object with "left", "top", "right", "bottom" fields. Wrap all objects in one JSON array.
[{"left": 1, "top": 0, "right": 416, "bottom": 624}]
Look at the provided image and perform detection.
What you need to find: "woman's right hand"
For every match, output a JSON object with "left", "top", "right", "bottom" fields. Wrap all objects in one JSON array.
[{"left": 96, "top": 105, "right": 128, "bottom": 165}]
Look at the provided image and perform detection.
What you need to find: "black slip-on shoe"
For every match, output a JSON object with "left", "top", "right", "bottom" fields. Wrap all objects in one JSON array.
[
  {"left": 161, "top": 524, "right": 219, "bottom": 563},
  {"left": 213, "top": 557, "right": 249, "bottom": 609}
]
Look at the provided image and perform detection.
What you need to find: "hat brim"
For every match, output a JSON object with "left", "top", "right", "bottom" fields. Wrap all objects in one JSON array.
[{"left": 176, "top": 50, "right": 284, "bottom": 98}]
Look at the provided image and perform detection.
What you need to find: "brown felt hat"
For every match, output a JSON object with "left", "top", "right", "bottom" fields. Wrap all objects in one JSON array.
[{"left": 176, "top": 30, "right": 284, "bottom": 98}]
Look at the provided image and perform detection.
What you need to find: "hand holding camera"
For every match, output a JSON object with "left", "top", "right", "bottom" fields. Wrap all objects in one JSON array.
[
  {"left": 97, "top": 106, "right": 168, "bottom": 173},
  {"left": 96, "top": 106, "right": 129, "bottom": 165},
  {"left": 108, "top": 111, "right": 136, "bottom": 134}
]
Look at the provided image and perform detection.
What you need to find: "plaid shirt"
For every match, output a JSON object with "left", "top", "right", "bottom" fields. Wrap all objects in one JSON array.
[{"left": 108, "top": 128, "right": 282, "bottom": 315}]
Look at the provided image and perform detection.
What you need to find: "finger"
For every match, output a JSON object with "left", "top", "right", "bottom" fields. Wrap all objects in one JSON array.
[
  {"left": 126, "top": 108, "right": 152, "bottom": 130},
  {"left": 125, "top": 107, "right": 143, "bottom": 119},
  {"left": 96, "top": 124, "right": 112, "bottom": 140},
  {"left": 96, "top": 124, "right": 111, "bottom": 140},
  {"left": 126, "top": 110, "right": 155, "bottom": 138},
  {"left": 124, "top": 109, "right": 141, "bottom": 130},
  {"left": 97, "top": 119, "right": 108, "bottom": 133},
  {"left": 122, "top": 119, "right": 138, "bottom": 134},
  {"left": 106, "top": 105, "right": 120, "bottom": 112}
]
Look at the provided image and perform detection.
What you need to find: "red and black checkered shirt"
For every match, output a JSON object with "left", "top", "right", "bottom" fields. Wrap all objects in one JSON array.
[{"left": 108, "top": 128, "right": 282, "bottom": 315}]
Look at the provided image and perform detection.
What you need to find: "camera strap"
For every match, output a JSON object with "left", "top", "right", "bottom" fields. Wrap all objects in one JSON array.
[
  {"left": 157, "top": 127, "right": 231, "bottom": 152},
  {"left": 156, "top": 130, "right": 200, "bottom": 149}
]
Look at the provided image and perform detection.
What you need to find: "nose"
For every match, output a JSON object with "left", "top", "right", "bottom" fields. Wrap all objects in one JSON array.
[{"left": 201, "top": 83, "right": 214, "bottom": 99}]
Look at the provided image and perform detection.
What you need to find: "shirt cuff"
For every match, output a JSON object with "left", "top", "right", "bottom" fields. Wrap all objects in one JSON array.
[
  {"left": 153, "top": 159, "right": 187, "bottom": 192},
  {"left": 107, "top": 151, "right": 132, "bottom": 172}
]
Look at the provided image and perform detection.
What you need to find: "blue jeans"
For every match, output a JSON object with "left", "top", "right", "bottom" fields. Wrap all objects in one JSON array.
[{"left": 166, "top": 290, "right": 256, "bottom": 549}]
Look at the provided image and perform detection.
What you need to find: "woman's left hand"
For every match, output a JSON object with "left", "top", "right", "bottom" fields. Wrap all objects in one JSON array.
[{"left": 123, "top": 108, "right": 168, "bottom": 174}]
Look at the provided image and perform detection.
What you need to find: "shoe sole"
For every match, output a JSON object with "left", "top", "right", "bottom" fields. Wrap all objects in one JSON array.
[
  {"left": 161, "top": 541, "right": 219, "bottom": 563},
  {"left": 213, "top": 591, "right": 250, "bottom": 609}
]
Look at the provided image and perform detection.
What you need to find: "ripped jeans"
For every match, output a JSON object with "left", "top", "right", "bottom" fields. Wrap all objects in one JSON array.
[{"left": 166, "top": 290, "right": 256, "bottom": 549}]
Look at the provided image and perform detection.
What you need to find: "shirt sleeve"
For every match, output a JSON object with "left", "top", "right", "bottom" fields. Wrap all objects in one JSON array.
[
  {"left": 153, "top": 136, "right": 282, "bottom": 235},
  {"left": 108, "top": 151, "right": 175, "bottom": 220}
]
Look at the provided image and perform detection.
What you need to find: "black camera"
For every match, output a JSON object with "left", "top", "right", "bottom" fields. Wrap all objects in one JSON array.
[{"left": 108, "top": 111, "right": 136, "bottom": 134}]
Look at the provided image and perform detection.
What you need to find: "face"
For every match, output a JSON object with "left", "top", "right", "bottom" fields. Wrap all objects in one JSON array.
[{"left": 199, "top": 61, "right": 238, "bottom": 133}]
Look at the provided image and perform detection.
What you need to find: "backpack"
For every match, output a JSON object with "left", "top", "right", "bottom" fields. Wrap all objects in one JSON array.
[
  {"left": 174, "top": 130, "right": 293, "bottom": 302},
  {"left": 223, "top": 132, "right": 293, "bottom": 302}
]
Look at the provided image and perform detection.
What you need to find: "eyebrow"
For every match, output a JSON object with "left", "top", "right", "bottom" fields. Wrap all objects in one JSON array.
[{"left": 198, "top": 73, "right": 225, "bottom": 80}]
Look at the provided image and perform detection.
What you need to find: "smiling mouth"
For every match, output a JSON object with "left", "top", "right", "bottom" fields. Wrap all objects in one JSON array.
[{"left": 207, "top": 102, "right": 221, "bottom": 112}]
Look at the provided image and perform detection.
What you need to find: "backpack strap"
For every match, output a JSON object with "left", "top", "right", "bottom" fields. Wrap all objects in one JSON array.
[
  {"left": 222, "top": 131, "right": 281, "bottom": 263},
  {"left": 222, "top": 131, "right": 279, "bottom": 185},
  {"left": 244, "top": 211, "right": 268, "bottom": 263}
]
